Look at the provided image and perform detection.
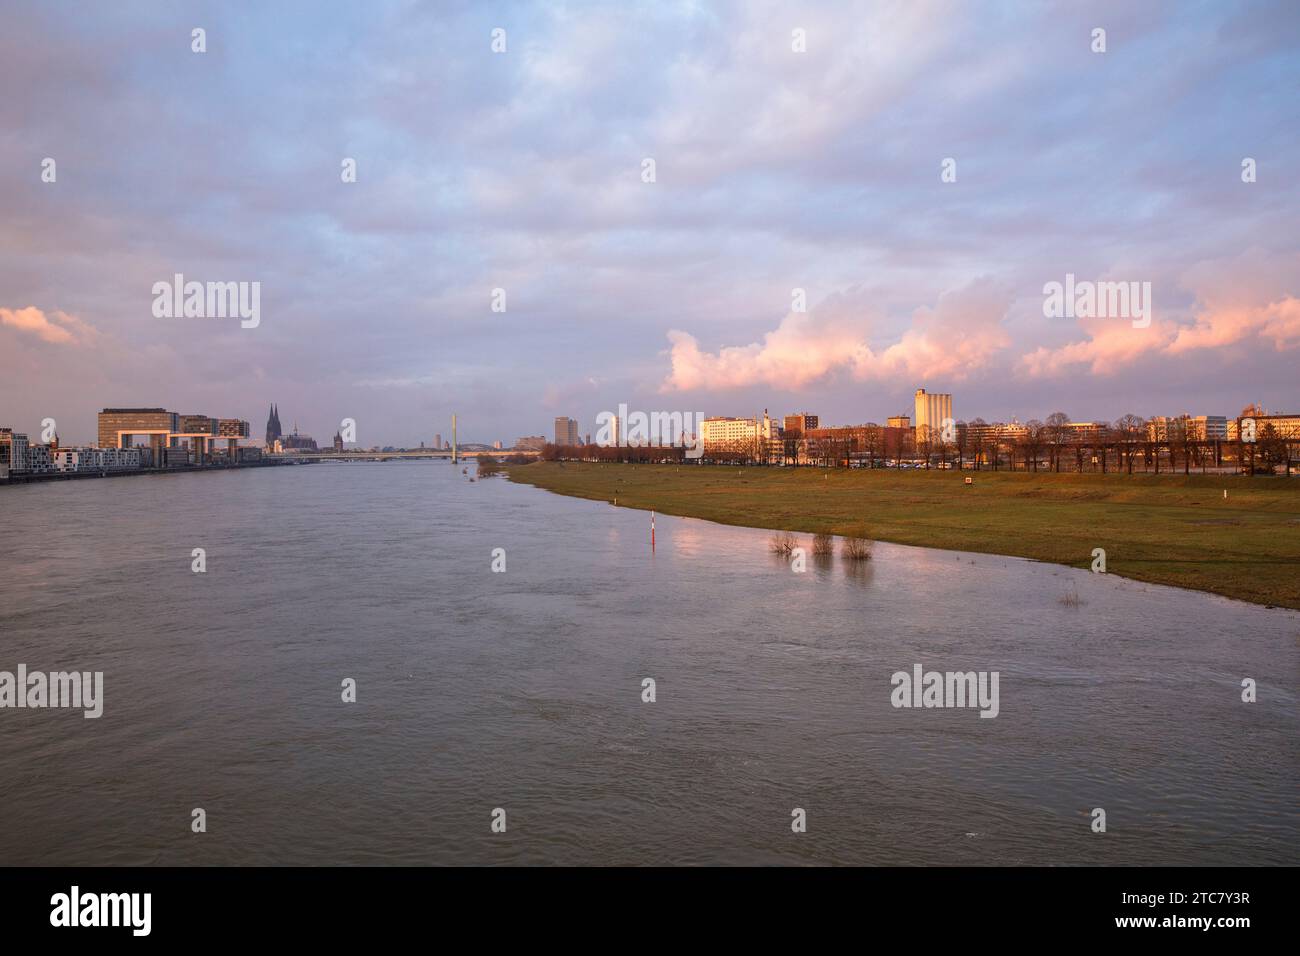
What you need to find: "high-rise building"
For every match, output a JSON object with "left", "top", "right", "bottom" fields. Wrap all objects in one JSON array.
[
  {"left": 97, "top": 408, "right": 178, "bottom": 449},
  {"left": 886, "top": 415, "right": 911, "bottom": 429},
  {"left": 434, "top": 433, "right": 442, "bottom": 450},
  {"left": 914, "top": 389, "right": 953, "bottom": 442},
  {"left": 554, "top": 417, "right": 579, "bottom": 446},
  {"left": 0, "top": 428, "right": 29, "bottom": 472},
  {"left": 784, "top": 413, "right": 818, "bottom": 433}
]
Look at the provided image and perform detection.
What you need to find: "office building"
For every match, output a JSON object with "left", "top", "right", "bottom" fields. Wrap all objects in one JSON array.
[
  {"left": 98, "top": 407, "right": 250, "bottom": 465},
  {"left": 0, "top": 428, "right": 29, "bottom": 472},
  {"left": 97, "top": 408, "right": 177, "bottom": 452},
  {"left": 783, "top": 413, "right": 818, "bottom": 434},
  {"left": 554, "top": 417, "right": 579, "bottom": 446},
  {"left": 701, "top": 411, "right": 780, "bottom": 448}
]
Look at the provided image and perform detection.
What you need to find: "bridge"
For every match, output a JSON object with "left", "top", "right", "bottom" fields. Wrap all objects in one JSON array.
[{"left": 266, "top": 449, "right": 540, "bottom": 462}]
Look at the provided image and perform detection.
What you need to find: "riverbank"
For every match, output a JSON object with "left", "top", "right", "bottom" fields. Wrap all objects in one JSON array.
[
  {"left": 0, "top": 459, "right": 313, "bottom": 486},
  {"left": 506, "top": 461, "right": 1300, "bottom": 609}
]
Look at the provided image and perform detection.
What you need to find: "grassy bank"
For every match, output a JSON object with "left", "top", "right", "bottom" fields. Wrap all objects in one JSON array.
[{"left": 506, "top": 461, "right": 1300, "bottom": 609}]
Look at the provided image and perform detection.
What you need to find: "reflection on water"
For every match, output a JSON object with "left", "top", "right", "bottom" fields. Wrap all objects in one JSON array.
[{"left": 0, "top": 461, "right": 1296, "bottom": 865}]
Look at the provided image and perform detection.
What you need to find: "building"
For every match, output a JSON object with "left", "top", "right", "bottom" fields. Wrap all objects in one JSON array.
[
  {"left": 701, "top": 411, "right": 780, "bottom": 449},
  {"left": 515, "top": 435, "right": 546, "bottom": 451},
  {"left": 1063, "top": 421, "right": 1110, "bottom": 443},
  {"left": 783, "top": 413, "right": 818, "bottom": 434},
  {"left": 51, "top": 448, "right": 86, "bottom": 472},
  {"left": 97, "top": 408, "right": 177, "bottom": 454},
  {"left": 886, "top": 415, "right": 911, "bottom": 430},
  {"left": 1229, "top": 412, "right": 1300, "bottom": 441},
  {"left": 1192, "top": 416, "right": 1228, "bottom": 441},
  {"left": 98, "top": 407, "right": 249, "bottom": 465},
  {"left": 280, "top": 423, "right": 317, "bottom": 451},
  {"left": 265, "top": 404, "right": 283, "bottom": 447},
  {"left": 965, "top": 422, "right": 1030, "bottom": 445},
  {"left": 333, "top": 431, "right": 344, "bottom": 452},
  {"left": 913, "top": 389, "right": 953, "bottom": 442},
  {"left": 554, "top": 417, "right": 579, "bottom": 446},
  {"left": 0, "top": 428, "right": 29, "bottom": 472},
  {"left": 50, "top": 447, "right": 143, "bottom": 472},
  {"left": 25, "top": 443, "right": 53, "bottom": 473},
  {"left": 434, "top": 433, "right": 442, "bottom": 450},
  {"left": 1147, "top": 415, "right": 1229, "bottom": 442}
]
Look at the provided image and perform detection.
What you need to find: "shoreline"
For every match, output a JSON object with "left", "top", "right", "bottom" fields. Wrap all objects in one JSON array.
[
  {"left": 506, "top": 461, "right": 1300, "bottom": 610},
  {"left": 0, "top": 459, "right": 313, "bottom": 487}
]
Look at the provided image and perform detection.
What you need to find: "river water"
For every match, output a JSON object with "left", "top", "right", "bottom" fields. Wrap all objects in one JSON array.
[{"left": 0, "top": 461, "right": 1295, "bottom": 865}]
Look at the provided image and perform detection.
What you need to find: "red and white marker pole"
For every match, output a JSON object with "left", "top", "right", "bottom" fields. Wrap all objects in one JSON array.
[{"left": 651, "top": 510, "right": 656, "bottom": 552}]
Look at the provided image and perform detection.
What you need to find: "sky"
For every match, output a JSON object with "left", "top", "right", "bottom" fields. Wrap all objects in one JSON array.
[{"left": 1, "top": 0, "right": 1297, "bottom": 446}]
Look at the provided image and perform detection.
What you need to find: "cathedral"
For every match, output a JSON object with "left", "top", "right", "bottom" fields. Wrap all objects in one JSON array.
[{"left": 265, "top": 404, "right": 283, "bottom": 447}]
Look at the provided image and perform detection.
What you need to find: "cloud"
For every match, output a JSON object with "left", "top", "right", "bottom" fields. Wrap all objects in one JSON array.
[
  {"left": 0, "top": 306, "right": 98, "bottom": 346},
  {"left": 1167, "top": 296, "right": 1300, "bottom": 353},
  {"left": 1019, "top": 317, "right": 1172, "bottom": 377},
  {"left": 661, "top": 279, "right": 1012, "bottom": 392},
  {"left": 1021, "top": 258, "right": 1300, "bottom": 377}
]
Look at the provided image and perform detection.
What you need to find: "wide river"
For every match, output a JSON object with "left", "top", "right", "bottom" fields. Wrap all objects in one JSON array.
[{"left": 1, "top": 461, "right": 1295, "bottom": 865}]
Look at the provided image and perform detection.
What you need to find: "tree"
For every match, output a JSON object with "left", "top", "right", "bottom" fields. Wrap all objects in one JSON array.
[
  {"left": 1113, "top": 415, "right": 1144, "bottom": 475},
  {"left": 1022, "top": 420, "right": 1046, "bottom": 472},
  {"left": 1045, "top": 412, "right": 1071, "bottom": 472}
]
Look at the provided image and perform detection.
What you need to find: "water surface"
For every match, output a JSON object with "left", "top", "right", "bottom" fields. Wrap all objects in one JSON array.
[{"left": 1, "top": 461, "right": 1295, "bottom": 865}]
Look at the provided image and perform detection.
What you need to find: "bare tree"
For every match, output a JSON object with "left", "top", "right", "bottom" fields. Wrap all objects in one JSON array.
[
  {"left": 1045, "top": 411, "right": 1071, "bottom": 472},
  {"left": 1113, "top": 414, "right": 1144, "bottom": 474}
]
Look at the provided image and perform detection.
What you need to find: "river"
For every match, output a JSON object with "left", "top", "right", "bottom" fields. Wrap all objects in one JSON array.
[{"left": 0, "top": 460, "right": 1295, "bottom": 865}]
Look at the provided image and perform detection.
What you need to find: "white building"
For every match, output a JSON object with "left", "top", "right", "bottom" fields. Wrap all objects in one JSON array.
[
  {"left": 51, "top": 447, "right": 143, "bottom": 472},
  {"left": 701, "top": 410, "right": 780, "bottom": 449},
  {"left": 914, "top": 389, "right": 953, "bottom": 442}
]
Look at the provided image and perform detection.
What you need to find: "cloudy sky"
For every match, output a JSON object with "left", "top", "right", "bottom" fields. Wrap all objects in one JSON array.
[{"left": 2, "top": 0, "right": 1297, "bottom": 446}]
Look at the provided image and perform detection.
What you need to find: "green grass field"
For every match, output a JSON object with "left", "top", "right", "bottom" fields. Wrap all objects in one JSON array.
[{"left": 507, "top": 461, "right": 1300, "bottom": 609}]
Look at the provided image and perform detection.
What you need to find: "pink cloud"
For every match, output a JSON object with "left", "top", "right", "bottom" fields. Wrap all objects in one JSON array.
[
  {"left": 661, "top": 279, "right": 1012, "bottom": 393},
  {"left": 0, "top": 306, "right": 98, "bottom": 346},
  {"left": 1167, "top": 296, "right": 1300, "bottom": 353},
  {"left": 1021, "top": 249, "right": 1299, "bottom": 376}
]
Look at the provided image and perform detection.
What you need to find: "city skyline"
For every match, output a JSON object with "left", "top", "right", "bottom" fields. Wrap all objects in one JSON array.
[
  {"left": 0, "top": 387, "right": 1289, "bottom": 451},
  {"left": 1, "top": 1, "right": 1297, "bottom": 446}
]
